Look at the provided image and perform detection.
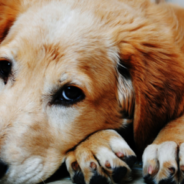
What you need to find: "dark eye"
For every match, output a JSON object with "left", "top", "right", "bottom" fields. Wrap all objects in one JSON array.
[
  {"left": 52, "top": 86, "right": 85, "bottom": 106},
  {"left": 0, "top": 60, "right": 12, "bottom": 84}
]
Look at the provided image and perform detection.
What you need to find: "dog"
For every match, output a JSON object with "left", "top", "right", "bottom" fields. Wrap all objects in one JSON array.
[{"left": 0, "top": 0, "right": 184, "bottom": 184}]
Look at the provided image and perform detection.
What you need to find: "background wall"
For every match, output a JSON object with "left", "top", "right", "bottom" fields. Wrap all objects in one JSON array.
[
  {"left": 167, "top": 0, "right": 184, "bottom": 6},
  {"left": 153, "top": 0, "right": 184, "bottom": 6}
]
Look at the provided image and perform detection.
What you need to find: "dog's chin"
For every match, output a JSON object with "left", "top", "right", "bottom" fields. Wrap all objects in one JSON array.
[{"left": 40, "top": 163, "right": 69, "bottom": 184}]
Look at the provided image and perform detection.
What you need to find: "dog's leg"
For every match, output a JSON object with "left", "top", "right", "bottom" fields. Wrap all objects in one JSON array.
[
  {"left": 143, "top": 115, "right": 184, "bottom": 184},
  {"left": 65, "top": 129, "right": 136, "bottom": 184}
]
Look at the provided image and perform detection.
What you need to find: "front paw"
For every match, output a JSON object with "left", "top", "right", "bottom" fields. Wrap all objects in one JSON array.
[
  {"left": 65, "top": 130, "right": 136, "bottom": 184},
  {"left": 143, "top": 141, "right": 184, "bottom": 184}
]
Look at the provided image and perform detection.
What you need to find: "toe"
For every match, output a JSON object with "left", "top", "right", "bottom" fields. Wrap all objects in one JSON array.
[
  {"left": 110, "top": 135, "right": 136, "bottom": 159},
  {"left": 94, "top": 147, "right": 132, "bottom": 182},
  {"left": 156, "top": 142, "right": 178, "bottom": 182},
  {"left": 66, "top": 152, "right": 79, "bottom": 179},
  {"left": 75, "top": 146, "right": 107, "bottom": 184},
  {"left": 143, "top": 144, "right": 159, "bottom": 177},
  {"left": 143, "top": 142, "right": 178, "bottom": 184},
  {"left": 66, "top": 153, "right": 85, "bottom": 184}
]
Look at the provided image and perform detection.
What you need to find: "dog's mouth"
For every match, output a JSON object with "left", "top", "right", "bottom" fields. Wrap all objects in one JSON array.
[{"left": 41, "top": 163, "right": 69, "bottom": 184}]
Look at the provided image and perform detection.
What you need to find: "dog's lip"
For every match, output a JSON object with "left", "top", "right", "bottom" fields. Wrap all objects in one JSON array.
[{"left": 40, "top": 163, "right": 69, "bottom": 184}]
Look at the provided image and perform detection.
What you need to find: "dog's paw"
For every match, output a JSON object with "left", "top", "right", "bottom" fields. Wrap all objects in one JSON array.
[
  {"left": 143, "top": 141, "right": 184, "bottom": 184},
  {"left": 65, "top": 129, "right": 136, "bottom": 184}
]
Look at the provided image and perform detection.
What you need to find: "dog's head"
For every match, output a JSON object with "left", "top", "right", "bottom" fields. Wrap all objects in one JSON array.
[
  {"left": 0, "top": 0, "right": 183, "bottom": 183},
  {"left": 0, "top": 0, "right": 135, "bottom": 183}
]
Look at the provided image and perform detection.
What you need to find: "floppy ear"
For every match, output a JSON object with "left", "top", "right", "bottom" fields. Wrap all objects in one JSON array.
[
  {"left": 0, "top": 0, "right": 21, "bottom": 43},
  {"left": 117, "top": 28, "right": 184, "bottom": 152}
]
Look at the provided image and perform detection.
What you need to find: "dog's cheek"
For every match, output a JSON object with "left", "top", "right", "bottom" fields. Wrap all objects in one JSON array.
[
  {"left": 65, "top": 102, "right": 123, "bottom": 147},
  {"left": 23, "top": 123, "right": 54, "bottom": 156}
]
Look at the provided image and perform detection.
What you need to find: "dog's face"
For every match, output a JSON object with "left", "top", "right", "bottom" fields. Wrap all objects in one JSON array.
[
  {"left": 0, "top": 0, "right": 135, "bottom": 183},
  {"left": 1, "top": 0, "right": 178, "bottom": 183}
]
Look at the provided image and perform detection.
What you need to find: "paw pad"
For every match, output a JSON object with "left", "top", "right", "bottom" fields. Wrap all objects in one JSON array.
[
  {"left": 90, "top": 172, "right": 109, "bottom": 184},
  {"left": 72, "top": 162, "right": 79, "bottom": 171},
  {"left": 90, "top": 162, "right": 97, "bottom": 171},
  {"left": 105, "top": 161, "right": 111, "bottom": 169},
  {"left": 168, "top": 167, "right": 175, "bottom": 175},
  {"left": 112, "top": 167, "right": 127, "bottom": 183},
  {"left": 73, "top": 172, "right": 85, "bottom": 184}
]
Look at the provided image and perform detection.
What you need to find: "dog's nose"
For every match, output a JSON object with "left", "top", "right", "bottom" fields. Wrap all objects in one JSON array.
[{"left": 0, "top": 160, "right": 8, "bottom": 179}]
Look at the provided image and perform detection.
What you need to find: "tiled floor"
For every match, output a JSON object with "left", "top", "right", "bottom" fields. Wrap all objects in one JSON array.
[
  {"left": 151, "top": 0, "right": 184, "bottom": 6},
  {"left": 167, "top": 0, "right": 184, "bottom": 6}
]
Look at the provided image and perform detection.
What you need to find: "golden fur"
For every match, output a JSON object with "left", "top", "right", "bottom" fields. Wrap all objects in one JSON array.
[{"left": 0, "top": 0, "right": 184, "bottom": 183}]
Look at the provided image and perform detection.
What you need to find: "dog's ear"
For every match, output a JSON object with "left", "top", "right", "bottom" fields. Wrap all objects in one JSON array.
[
  {"left": 0, "top": 0, "right": 21, "bottom": 43},
  {"left": 118, "top": 33, "right": 184, "bottom": 152}
]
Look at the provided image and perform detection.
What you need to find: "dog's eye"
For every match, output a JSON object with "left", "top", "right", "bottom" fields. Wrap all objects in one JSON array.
[
  {"left": 52, "top": 86, "right": 85, "bottom": 106},
  {"left": 0, "top": 60, "right": 12, "bottom": 84}
]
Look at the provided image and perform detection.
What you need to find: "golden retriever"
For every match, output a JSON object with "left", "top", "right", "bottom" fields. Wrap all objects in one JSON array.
[{"left": 0, "top": 0, "right": 184, "bottom": 184}]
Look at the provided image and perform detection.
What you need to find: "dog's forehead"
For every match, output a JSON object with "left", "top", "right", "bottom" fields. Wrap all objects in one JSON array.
[
  {"left": 5, "top": 0, "right": 112, "bottom": 52},
  {"left": 0, "top": 0, "right": 119, "bottom": 89}
]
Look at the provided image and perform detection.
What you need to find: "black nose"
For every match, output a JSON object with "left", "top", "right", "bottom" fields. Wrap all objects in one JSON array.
[{"left": 0, "top": 160, "right": 8, "bottom": 179}]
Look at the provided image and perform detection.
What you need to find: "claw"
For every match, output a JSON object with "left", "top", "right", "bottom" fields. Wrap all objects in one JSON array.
[
  {"left": 116, "top": 152, "right": 124, "bottom": 158},
  {"left": 180, "top": 165, "right": 184, "bottom": 172},
  {"left": 105, "top": 161, "right": 111, "bottom": 169},
  {"left": 72, "top": 161, "right": 79, "bottom": 171},
  {"left": 148, "top": 165, "right": 153, "bottom": 175},
  {"left": 168, "top": 167, "right": 175, "bottom": 175},
  {"left": 90, "top": 162, "right": 97, "bottom": 171}
]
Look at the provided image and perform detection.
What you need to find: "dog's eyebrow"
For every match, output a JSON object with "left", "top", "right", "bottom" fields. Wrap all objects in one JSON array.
[
  {"left": 59, "top": 73, "right": 68, "bottom": 84},
  {"left": 59, "top": 71, "right": 91, "bottom": 89},
  {"left": 0, "top": 48, "right": 15, "bottom": 62}
]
